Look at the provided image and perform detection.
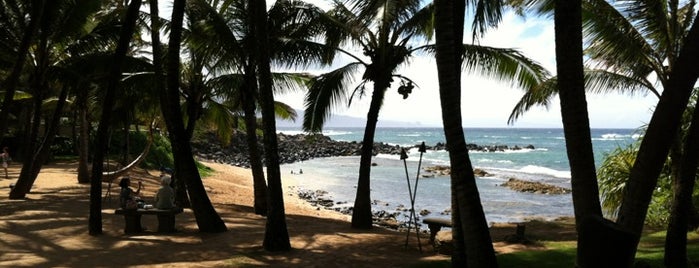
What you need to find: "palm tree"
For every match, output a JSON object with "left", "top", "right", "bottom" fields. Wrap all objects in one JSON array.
[
  {"left": 161, "top": 0, "right": 227, "bottom": 233},
  {"left": 89, "top": 0, "right": 143, "bottom": 235},
  {"left": 0, "top": 0, "right": 45, "bottom": 140},
  {"left": 304, "top": 0, "right": 548, "bottom": 229},
  {"left": 185, "top": 0, "right": 325, "bottom": 216},
  {"left": 509, "top": 0, "right": 699, "bottom": 263},
  {"left": 246, "top": 0, "right": 290, "bottom": 251},
  {"left": 433, "top": 0, "right": 499, "bottom": 266},
  {"left": 550, "top": 1, "right": 622, "bottom": 266},
  {"left": 8, "top": 0, "right": 109, "bottom": 199},
  {"left": 665, "top": 90, "right": 699, "bottom": 267}
]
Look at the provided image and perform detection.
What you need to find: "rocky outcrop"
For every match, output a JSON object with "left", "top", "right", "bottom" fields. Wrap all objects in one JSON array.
[
  {"left": 422, "top": 165, "right": 491, "bottom": 177},
  {"left": 191, "top": 132, "right": 402, "bottom": 168},
  {"left": 500, "top": 177, "right": 571, "bottom": 194},
  {"left": 191, "top": 131, "right": 535, "bottom": 168}
]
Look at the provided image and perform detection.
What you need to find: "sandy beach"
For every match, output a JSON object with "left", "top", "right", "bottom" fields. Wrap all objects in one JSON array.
[{"left": 0, "top": 160, "right": 573, "bottom": 267}]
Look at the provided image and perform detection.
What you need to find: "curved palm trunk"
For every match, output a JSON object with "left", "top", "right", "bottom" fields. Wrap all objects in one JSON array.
[
  {"left": 434, "top": 0, "right": 497, "bottom": 266},
  {"left": 350, "top": 82, "right": 387, "bottom": 229},
  {"left": 88, "top": 0, "right": 142, "bottom": 235},
  {"left": 242, "top": 65, "right": 268, "bottom": 216},
  {"left": 0, "top": 0, "right": 44, "bottom": 140},
  {"left": 617, "top": 14, "right": 699, "bottom": 258},
  {"left": 664, "top": 97, "right": 699, "bottom": 267},
  {"left": 9, "top": 84, "right": 69, "bottom": 199},
  {"left": 9, "top": 6, "right": 55, "bottom": 198},
  {"left": 165, "top": 0, "right": 226, "bottom": 233}
]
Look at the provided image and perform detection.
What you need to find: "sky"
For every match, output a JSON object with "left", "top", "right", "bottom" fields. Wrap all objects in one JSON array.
[{"left": 275, "top": 1, "right": 660, "bottom": 129}]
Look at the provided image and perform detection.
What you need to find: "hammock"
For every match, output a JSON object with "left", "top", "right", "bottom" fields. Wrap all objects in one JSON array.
[{"left": 102, "top": 120, "right": 156, "bottom": 201}]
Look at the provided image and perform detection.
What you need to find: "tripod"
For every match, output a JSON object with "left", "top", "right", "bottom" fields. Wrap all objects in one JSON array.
[{"left": 401, "top": 142, "right": 427, "bottom": 252}]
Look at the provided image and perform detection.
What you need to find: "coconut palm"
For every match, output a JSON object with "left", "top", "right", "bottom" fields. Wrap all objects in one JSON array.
[
  {"left": 89, "top": 0, "right": 143, "bottom": 235},
  {"left": 433, "top": 0, "right": 500, "bottom": 265},
  {"left": 508, "top": 0, "right": 699, "bottom": 263},
  {"left": 7, "top": 0, "right": 116, "bottom": 199},
  {"left": 185, "top": 0, "right": 327, "bottom": 217},
  {"left": 304, "top": 0, "right": 549, "bottom": 229},
  {"left": 160, "top": 0, "right": 228, "bottom": 233},
  {"left": 0, "top": 0, "right": 45, "bottom": 139}
]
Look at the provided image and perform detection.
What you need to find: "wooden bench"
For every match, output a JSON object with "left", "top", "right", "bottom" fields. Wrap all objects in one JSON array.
[
  {"left": 422, "top": 217, "right": 452, "bottom": 244},
  {"left": 114, "top": 207, "right": 184, "bottom": 234}
]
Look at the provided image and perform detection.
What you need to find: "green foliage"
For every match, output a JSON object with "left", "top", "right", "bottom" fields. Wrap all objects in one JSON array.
[
  {"left": 105, "top": 130, "right": 174, "bottom": 170},
  {"left": 597, "top": 142, "right": 675, "bottom": 226},
  {"left": 50, "top": 136, "right": 75, "bottom": 156},
  {"left": 412, "top": 231, "right": 699, "bottom": 267},
  {"left": 498, "top": 242, "right": 577, "bottom": 268}
]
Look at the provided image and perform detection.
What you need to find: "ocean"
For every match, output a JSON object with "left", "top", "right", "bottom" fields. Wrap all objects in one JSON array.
[{"left": 278, "top": 127, "right": 640, "bottom": 225}]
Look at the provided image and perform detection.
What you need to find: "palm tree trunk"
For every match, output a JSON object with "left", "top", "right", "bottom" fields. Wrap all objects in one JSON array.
[
  {"left": 551, "top": 1, "right": 636, "bottom": 267},
  {"left": 434, "top": 1, "right": 498, "bottom": 266},
  {"left": 250, "top": 0, "right": 290, "bottom": 251},
  {"left": 77, "top": 100, "right": 90, "bottom": 183},
  {"left": 89, "top": 0, "right": 142, "bottom": 235},
  {"left": 148, "top": 0, "right": 190, "bottom": 209},
  {"left": 9, "top": 17, "right": 52, "bottom": 198},
  {"left": 617, "top": 14, "right": 699, "bottom": 257},
  {"left": 165, "top": 0, "right": 227, "bottom": 233},
  {"left": 664, "top": 96, "right": 699, "bottom": 268},
  {"left": 350, "top": 83, "right": 386, "bottom": 229},
  {"left": 10, "top": 84, "right": 69, "bottom": 198},
  {"left": 242, "top": 65, "right": 268, "bottom": 216},
  {"left": 0, "top": 0, "right": 44, "bottom": 140}
]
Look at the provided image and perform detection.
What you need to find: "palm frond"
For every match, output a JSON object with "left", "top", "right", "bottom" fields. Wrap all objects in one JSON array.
[
  {"left": 272, "top": 72, "right": 311, "bottom": 95},
  {"left": 303, "top": 62, "right": 363, "bottom": 132},
  {"left": 507, "top": 69, "right": 659, "bottom": 124},
  {"left": 207, "top": 73, "right": 245, "bottom": 101},
  {"left": 325, "top": 2, "right": 374, "bottom": 49},
  {"left": 457, "top": 45, "right": 549, "bottom": 91},
  {"left": 507, "top": 77, "right": 557, "bottom": 124},
  {"left": 272, "top": 38, "right": 337, "bottom": 68},
  {"left": 618, "top": 0, "right": 671, "bottom": 54},
  {"left": 467, "top": 0, "right": 504, "bottom": 39},
  {"left": 273, "top": 101, "right": 297, "bottom": 121},
  {"left": 583, "top": 0, "right": 664, "bottom": 79},
  {"left": 584, "top": 69, "right": 658, "bottom": 97},
  {"left": 185, "top": 0, "right": 243, "bottom": 66},
  {"left": 199, "top": 99, "right": 236, "bottom": 146},
  {"left": 394, "top": 2, "right": 434, "bottom": 45}
]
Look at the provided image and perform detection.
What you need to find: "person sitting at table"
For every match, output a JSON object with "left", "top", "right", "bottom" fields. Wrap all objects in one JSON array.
[
  {"left": 154, "top": 175, "right": 175, "bottom": 209},
  {"left": 119, "top": 176, "right": 142, "bottom": 209}
]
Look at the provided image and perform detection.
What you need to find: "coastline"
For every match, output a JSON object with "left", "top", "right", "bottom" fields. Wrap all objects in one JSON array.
[{"left": 0, "top": 160, "right": 579, "bottom": 267}]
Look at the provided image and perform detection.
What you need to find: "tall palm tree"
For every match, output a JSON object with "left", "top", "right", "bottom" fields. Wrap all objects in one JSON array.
[
  {"left": 247, "top": 0, "right": 290, "bottom": 251},
  {"left": 185, "top": 0, "right": 326, "bottom": 216},
  {"left": 433, "top": 0, "right": 499, "bottom": 266},
  {"left": 89, "top": 0, "right": 142, "bottom": 235},
  {"left": 550, "top": 1, "right": 624, "bottom": 266},
  {"left": 0, "top": 0, "right": 45, "bottom": 141},
  {"left": 8, "top": 0, "right": 108, "bottom": 199},
  {"left": 665, "top": 90, "right": 699, "bottom": 267},
  {"left": 509, "top": 0, "right": 699, "bottom": 263},
  {"left": 161, "top": 0, "right": 227, "bottom": 233},
  {"left": 304, "top": 0, "right": 548, "bottom": 229}
]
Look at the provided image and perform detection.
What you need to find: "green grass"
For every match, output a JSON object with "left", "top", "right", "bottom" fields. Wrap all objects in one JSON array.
[{"left": 412, "top": 231, "right": 699, "bottom": 267}]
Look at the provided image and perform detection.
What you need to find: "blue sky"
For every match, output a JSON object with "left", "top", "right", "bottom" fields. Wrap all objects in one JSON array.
[{"left": 277, "top": 1, "right": 660, "bottom": 129}]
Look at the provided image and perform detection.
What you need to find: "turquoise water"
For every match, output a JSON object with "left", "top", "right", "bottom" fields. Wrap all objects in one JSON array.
[{"left": 279, "top": 127, "right": 639, "bottom": 224}]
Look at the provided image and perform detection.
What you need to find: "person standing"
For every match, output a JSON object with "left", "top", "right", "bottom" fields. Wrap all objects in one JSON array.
[{"left": 1, "top": 147, "right": 10, "bottom": 179}]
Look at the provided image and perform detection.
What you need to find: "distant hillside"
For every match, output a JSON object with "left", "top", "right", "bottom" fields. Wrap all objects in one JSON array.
[{"left": 276, "top": 109, "right": 428, "bottom": 128}]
